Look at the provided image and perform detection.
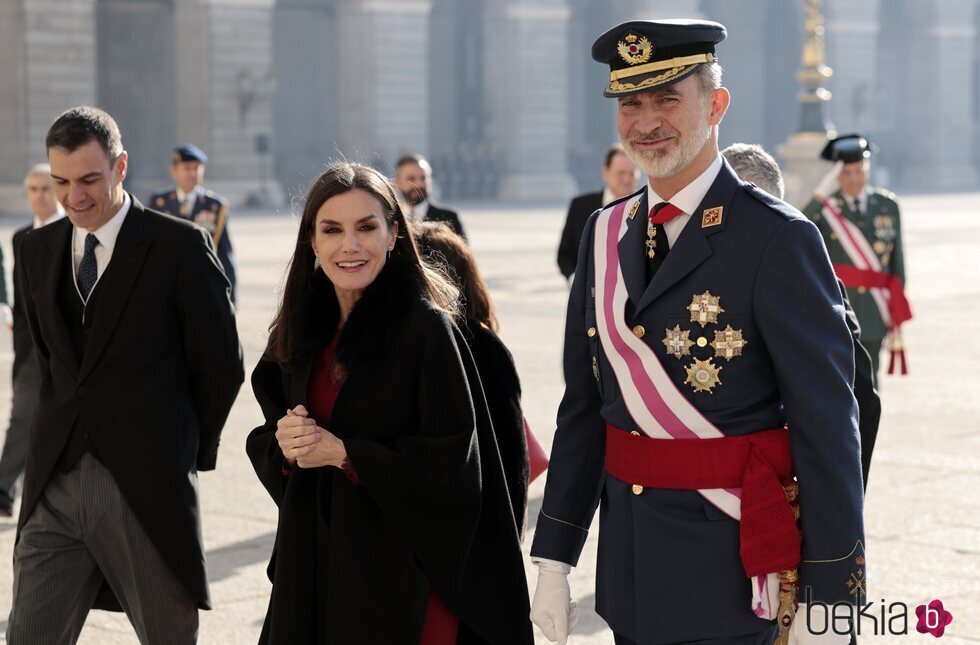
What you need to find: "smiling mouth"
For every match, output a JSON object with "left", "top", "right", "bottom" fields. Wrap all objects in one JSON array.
[
  {"left": 336, "top": 260, "right": 368, "bottom": 271},
  {"left": 68, "top": 204, "right": 95, "bottom": 215}
]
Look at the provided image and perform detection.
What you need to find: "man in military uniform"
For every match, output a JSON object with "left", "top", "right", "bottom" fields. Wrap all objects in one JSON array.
[
  {"left": 149, "top": 144, "right": 238, "bottom": 302},
  {"left": 723, "top": 143, "right": 881, "bottom": 488},
  {"left": 529, "top": 20, "right": 865, "bottom": 645},
  {"left": 802, "top": 135, "right": 909, "bottom": 384}
]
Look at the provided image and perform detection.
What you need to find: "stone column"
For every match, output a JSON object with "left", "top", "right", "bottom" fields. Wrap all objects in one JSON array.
[
  {"left": 823, "top": 0, "right": 880, "bottom": 134},
  {"left": 702, "top": 0, "right": 770, "bottom": 151},
  {"left": 335, "top": 0, "right": 432, "bottom": 172},
  {"left": 0, "top": 0, "right": 98, "bottom": 214},
  {"left": 482, "top": 0, "right": 576, "bottom": 201},
  {"left": 203, "top": 0, "right": 281, "bottom": 206},
  {"left": 910, "top": 0, "right": 978, "bottom": 190}
]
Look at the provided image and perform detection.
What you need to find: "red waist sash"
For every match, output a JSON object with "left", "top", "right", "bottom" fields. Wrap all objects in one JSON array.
[
  {"left": 832, "top": 263, "right": 912, "bottom": 327},
  {"left": 604, "top": 424, "right": 801, "bottom": 578}
]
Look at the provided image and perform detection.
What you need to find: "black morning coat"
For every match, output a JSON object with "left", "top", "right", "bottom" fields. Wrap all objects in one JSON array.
[
  {"left": 17, "top": 196, "right": 244, "bottom": 610},
  {"left": 247, "top": 257, "right": 534, "bottom": 645}
]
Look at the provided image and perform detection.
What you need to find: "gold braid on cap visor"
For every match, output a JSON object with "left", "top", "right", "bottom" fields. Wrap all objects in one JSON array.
[{"left": 606, "top": 53, "right": 715, "bottom": 95}]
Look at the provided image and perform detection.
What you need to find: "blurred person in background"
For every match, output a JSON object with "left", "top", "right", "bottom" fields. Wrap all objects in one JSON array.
[
  {"left": 149, "top": 143, "right": 238, "bottom": 302},
  {"left": 0, "top": 163, "right": 66, "bottom": 518},
  {"left": 556, "top": 143, "right": 639, "bottom": 281},
  {"left": 802, "top": 134, "right": 910, "bottom": 385},
  {"left": 723, "top": 142, "right": 881, "bottom": 489},
  {"left": 394, "top": 153, "right": 467, "bottom": 241}
]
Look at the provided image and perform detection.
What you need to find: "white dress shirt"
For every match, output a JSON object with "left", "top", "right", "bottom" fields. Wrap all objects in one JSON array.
[
  {"left": 646, "top": 154, "right": 723, "bottom": 248},
  {"left": 71, "top": 192, "right": 131, "bottom": 300}
]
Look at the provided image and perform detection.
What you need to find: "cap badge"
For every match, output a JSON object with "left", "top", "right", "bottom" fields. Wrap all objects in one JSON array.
[
  {"left": 684, "top": 357, "right": 722, "bottom": 394},
  {"left": 618, "top": 33, "right": 653, "bottom": 66}
]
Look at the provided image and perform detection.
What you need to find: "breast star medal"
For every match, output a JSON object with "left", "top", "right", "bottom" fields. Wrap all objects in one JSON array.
[
  {"left": 688, "top": 291, "right": 724, "bottom": 327},
  {"left": 711, "top": 325, "right": 747, "bottom": 361},
  {"left": 663, "top": 325, "right": 693, "bottom": 359},
  {"left": 685, "top": 358, "right": 722, "bottom": 393}
]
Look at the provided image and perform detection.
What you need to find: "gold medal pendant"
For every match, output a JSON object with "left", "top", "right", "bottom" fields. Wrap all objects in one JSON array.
[{"left": 646, "top": 220, "right": 658, "bottom": 259}]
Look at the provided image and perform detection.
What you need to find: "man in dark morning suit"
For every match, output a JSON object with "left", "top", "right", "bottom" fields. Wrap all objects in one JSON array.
[
  {"left": 722, "top": 143, "right": 880, "bottom": 489},
  {"left": 529, "top": 21, "right": 865, "bottom": 645},
  {"left": 557, "top": 143, "right": 639, "bottom": 280},
  {"left": 6, "top": 106, "right": 244, "bottom": 644},
  {"left": 0, "top": 164, "right": 67, "bottom": 518},
  {"left": 149, "top": 143, "right": 238, "bottom": 303},
  {"left": 394, "top": 153, "right": 467, "bottom": 240}
]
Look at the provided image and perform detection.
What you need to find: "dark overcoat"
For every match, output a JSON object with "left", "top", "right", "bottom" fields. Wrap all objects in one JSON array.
[
  {"left": 17, "top": 196, "right": 244, "bottom": 609},
  {"left": 247, "top": 259, "right": 533, "bottom": 645},
  {"left": 557, "top": 190, "right": 604, "bottom": 279}
]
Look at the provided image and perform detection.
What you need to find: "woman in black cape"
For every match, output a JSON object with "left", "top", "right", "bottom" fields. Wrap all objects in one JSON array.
[{"left": 246, "top": 162, "right": 533, "bottom": 645}]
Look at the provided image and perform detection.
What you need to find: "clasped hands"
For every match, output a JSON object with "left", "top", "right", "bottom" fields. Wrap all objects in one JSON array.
[{"left": 275, "top": 404, "right": 347, "bottom": 469}]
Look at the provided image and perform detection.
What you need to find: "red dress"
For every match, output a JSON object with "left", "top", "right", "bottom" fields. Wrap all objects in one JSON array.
[{"left": 306, "top": 333, "right": 460, "bottom": 645}]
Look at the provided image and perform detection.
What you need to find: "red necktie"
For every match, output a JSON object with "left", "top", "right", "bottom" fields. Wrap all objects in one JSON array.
[{"left": 650, "top": 201, "right": 684, "bottom": 225}]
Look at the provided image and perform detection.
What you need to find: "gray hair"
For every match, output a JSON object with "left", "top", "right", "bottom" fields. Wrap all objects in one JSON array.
[
  {"left": 23, "top": 162, "right": 53, "bottom": 187},
  {"left": 696, "top": 62, "right": 723, "bottom": 95},
  {"left": 721, "top": 142, "right": 784, "bottom": 199}
]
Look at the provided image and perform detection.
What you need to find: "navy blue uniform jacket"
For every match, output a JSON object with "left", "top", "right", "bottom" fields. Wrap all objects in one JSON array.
[{"left": 530, "top": 161, "right": 865, "bottom": 644}]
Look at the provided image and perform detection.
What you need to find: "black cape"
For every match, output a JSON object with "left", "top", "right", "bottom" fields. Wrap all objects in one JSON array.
[{"left": 247, "top": 258, "right": 533, "bottom": 644}]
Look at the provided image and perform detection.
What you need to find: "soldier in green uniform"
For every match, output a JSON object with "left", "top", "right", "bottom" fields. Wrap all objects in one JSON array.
[{"left": 802, "top": 134, "right": 909, "bottom": 385}]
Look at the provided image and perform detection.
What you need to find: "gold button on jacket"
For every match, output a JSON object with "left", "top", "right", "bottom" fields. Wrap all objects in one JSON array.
[{"left": 632, "top": 325, "right": 645, "bottom": 338}]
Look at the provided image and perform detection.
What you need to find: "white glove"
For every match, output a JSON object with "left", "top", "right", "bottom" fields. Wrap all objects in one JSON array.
[
  {"left": 813, "top": 161, "right": 844, "bottom": 200},
  {"left": 788, "top": 604, "right": 852, "bottom": 645},
  {"left": 0, "top": 304, "right": 11, "bottom": 331},
  {"left": 530, "top": 559, "right": 579, "bottom": 644}
]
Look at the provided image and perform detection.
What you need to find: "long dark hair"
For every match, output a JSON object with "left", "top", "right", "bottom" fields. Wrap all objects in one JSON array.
[
  {"left": 267, "top": 162, "right": 457, "bottom": 366},
  {"left": 415, "top": 222, "right": 499, "bottom": 333}
]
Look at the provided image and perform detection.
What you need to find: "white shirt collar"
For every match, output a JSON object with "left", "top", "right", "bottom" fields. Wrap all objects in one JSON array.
[
  {"left": 71, "top": 192, "right": 132, "bottom": 293},
  {"left": 844, "top": 189, "right": 868, "bottom": 214},
  {"left": 646, "top": 155, "right": 723, "bottom": 247},
  {"left": 175, "top": 185, "right": 202, "bottom": 204},
  {"left": 646, "top": 154, "right": 723, "bottom": 216},
  {"left": 410, "top": 199, "right": 429, "bottom": 223},
  {"left": 601, "top": 187, "right": 616, "bottom": 207},
  {"left": 34, "top": 211, "right": 66, "bottom": 230}
]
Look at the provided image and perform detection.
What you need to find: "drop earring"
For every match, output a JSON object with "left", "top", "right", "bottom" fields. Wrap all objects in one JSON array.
[{"left": 313, "top": 255, "right": 321, "bottom": 271}]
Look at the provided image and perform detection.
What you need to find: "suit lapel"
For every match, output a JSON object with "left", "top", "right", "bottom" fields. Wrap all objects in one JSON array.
[
  {"left": 36, "top": 220, "right": 81, "bottom": 377},
  {"left": 635, "top": 162, "right": 739, "bottom": 313},
  {"left": 615, "top": 190, "right": 648, "bottom": 308},
  {"left": 77, "top": 197, "right": 151, "bottom": 382}
]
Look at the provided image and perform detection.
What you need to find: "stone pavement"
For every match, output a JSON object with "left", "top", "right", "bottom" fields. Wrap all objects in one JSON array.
[{"left": 0, "top": 192, "right": 976, "bottom": 643}]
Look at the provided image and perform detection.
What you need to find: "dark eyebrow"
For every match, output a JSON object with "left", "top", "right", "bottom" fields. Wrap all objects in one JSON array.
[
  {"left": 50, "top": 171, "right": 103, "bottom": 182},
  {"left": 319, "top": 214, "right": 381, "bottom": 226}
]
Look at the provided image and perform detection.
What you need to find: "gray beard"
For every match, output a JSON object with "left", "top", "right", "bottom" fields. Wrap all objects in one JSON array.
[{"left": 624, "top": 111, "right": 711, "bottom": 179}]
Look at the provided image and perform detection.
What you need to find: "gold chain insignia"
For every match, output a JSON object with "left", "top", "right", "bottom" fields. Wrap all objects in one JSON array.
[
  {"left": 608, "top": 65, "right": 692, "bottom": 94},
  {"left": 711, "top": 325, "right": 747, "bottom": 361},
  {"left": 663, "top": 325, "right": 693, "bottom": 359},
  {"left": 617, "top": 33, "right": 653, "bottom": 66},
  {"left": 688, "top": 291, "right": 725, "bottom": 327},
  {"left": 684, "top": 358, "right": 722, "bottom": 393}
]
